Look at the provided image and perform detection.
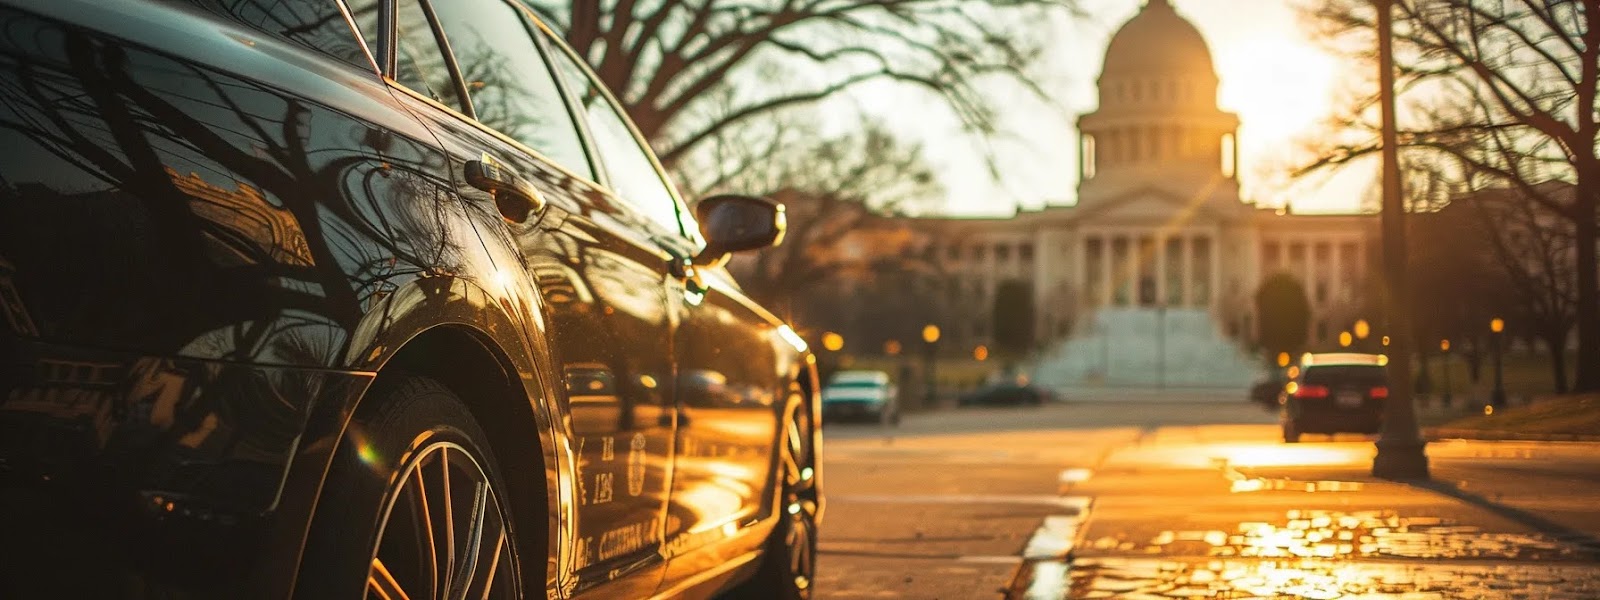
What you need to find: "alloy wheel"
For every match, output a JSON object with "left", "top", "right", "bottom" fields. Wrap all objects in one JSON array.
[
  {"left": 367, "top": 441, "right": 518, "bottom": 600},
  {"left": 780, "top": 406, "right": 819, "bottom": 596}
]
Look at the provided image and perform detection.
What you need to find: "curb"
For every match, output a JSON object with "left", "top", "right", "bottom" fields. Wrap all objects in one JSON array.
[{"left": 1426, "top": 428, "right": 1600, "bottom": 442}]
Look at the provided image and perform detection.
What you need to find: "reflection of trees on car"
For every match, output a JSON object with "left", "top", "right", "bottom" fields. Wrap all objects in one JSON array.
[{"left": 0, "top": 12, "right": 467, "bottom": 358}]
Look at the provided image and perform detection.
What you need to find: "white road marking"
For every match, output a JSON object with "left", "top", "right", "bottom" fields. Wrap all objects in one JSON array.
[
  {"left": 1023, "top": 515, "right": 1083, "bottom": 559},
  {"left": 1058, "top": 468, "right": 1093, "bottom": 485},
  {"left": 1019, "top": 561, "right": 1071, "bottom": 600}
]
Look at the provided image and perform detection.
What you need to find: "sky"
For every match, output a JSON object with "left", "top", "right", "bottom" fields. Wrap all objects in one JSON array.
[{"left": 843, "top": 0, "right": 1377, "bottom": 217}]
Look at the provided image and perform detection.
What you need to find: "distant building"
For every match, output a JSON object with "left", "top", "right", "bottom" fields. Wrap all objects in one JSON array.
[{"left": 802, "top": 0, "right": 1378, "bottom": 387}]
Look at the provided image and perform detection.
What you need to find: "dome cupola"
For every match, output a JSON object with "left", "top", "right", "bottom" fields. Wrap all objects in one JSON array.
[
  {"left": 1100, "top": 0, "right": 1217, "bottom": 82},
  {"left": 1075, "top": 0, "right": 1240, "bottom": 194}
]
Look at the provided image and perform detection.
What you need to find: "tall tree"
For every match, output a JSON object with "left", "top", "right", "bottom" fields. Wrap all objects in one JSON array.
[
  {"left": 1305, "top": 0, "right": 1600, "bottom": 390},
  {"left": 991, "top": 279, "right": 1035, "bottom": 357},
  {"left": 715, "top": 121, "right": 940, "bottom": 312},
  {"left": 1455, "top": 184, "right": 1577, "bottom": 391},
  {"left": 535, "top": 0, "right": 1068, "bottom": 168},
  {"left": 1255, "top": 274, "right": 1312, "bottom": 360}
]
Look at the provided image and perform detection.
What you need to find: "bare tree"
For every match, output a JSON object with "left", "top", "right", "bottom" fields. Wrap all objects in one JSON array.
[
  {"left": 533, "top": 0, "right": 1069, "bottom": 169},
  {"left": 1304, "top": 0, "right": 1600, "bottom": 391},
  {"left": 1460, "top": 184, "right": 1579, "bottom": 391},
  {"left": 715, "top": 120, "right": 942, "bottom": 311}
]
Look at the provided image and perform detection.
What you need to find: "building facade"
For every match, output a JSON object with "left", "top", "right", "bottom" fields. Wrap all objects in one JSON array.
[{"left": 858, "top": 0, "right": 1378, "bottom": 386}]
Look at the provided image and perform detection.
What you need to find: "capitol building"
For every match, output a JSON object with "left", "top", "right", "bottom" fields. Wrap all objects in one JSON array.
[{"left": 845, "top": 0, "right": 1377, "bottom": 387}]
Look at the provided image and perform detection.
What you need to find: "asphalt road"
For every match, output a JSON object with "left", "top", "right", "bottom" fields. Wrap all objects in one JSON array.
[{"left": 814, "top": 397, "right": 1600, "bottom": 599}]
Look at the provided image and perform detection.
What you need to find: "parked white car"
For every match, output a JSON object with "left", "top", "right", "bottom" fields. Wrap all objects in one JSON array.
[{"left": 822, "top": 370, "right": 901, "bottom": 425}]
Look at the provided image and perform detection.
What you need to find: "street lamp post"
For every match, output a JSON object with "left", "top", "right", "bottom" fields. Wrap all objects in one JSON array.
[
  {"left": 922, "top": 324, "right": 941, "bottom": 409},
  {"left": 1371, "top": 0, "right": 1429, "bottom": 480},
  {"left": 1490, "top": 318, "right": 1507, "bottom": 408},
  {"left": 1440, "top": 339, "right": 1453, "bottom": 407}
]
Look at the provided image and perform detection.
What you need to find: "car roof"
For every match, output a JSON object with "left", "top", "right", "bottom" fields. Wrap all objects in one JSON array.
[
  {"left": 1301, "top": 352, "right": 1388, "bottom": 367},
  {"left": 828, "top": 370, "right": 891, "bottom": 384}
]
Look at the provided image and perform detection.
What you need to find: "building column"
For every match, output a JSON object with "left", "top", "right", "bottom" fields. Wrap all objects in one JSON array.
[
  {"left": 1231, "top": 127, "right": 1241, "bottom": 180},
  {"left": 1078, "top": 133, "right": 1086, "bottom": 181},
  {"left": 1181, "top": 233, "right": 1193, "bottom": 307},
  {"left": 1331, "top": 236, "right": 1344, "bottom": 305},
  {"left": 1155, "top": 233, "right": 1168, "bottom": 307},
  {"left": 1209, "top": 231, "right": 1222, "bottom": 309},
  {"left": 1101, "top": 232, "right": 1113, "bottom": 306},
  {"left": 1312, "top": 240, "right": 1324, "bottom": 307},
  {"left": 1076, "top": 232, "right": 1088, "bottom": 307}
]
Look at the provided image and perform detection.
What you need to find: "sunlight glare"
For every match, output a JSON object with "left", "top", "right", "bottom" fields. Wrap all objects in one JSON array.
[{"left": 1216, "top": 35, "right": 1338, "bottom": 162}]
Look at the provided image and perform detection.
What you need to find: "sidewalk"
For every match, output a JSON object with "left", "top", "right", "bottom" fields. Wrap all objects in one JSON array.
[{"left": 1065, "top": 426, "right": 1600, "bottom": 597}]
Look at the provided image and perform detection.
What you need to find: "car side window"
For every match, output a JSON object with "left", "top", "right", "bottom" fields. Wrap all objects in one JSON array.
[
  {"left": 429, "top": 0, "right": 594, "bottom": 180},
  {"left": 393, "top": 0, "right": 463, "bottom": 110},
  {"left": 543, "top": 36, "right": 686, "bottom": 235},
  {"left": 186, "top": 0, "right": 376, "bottom": 70}
]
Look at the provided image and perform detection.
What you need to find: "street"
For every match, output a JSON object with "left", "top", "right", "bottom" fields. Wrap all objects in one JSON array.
[{"left": 814, "top": 398, "right": 1600, "bottom": 599}]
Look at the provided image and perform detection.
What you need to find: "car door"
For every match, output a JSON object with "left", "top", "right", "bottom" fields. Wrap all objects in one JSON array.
[
  {"left": 373, "top": 0, "right": 678, "bottom": 596},
  {"left": 539, "top": 33, "right": 799, "bottom": 592}
]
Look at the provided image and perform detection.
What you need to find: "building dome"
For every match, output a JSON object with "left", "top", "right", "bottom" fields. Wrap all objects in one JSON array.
[{"left": 1100, "top": 0, "right": 1216, "bottom": 79}]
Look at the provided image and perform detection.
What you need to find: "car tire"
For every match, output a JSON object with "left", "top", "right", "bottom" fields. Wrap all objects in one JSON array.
[
  {"left": 726, "top": 402, "right": 818, "bottom": 600},
  {"left": 297, "top": 374, "right": 522, "bottom": 599}
]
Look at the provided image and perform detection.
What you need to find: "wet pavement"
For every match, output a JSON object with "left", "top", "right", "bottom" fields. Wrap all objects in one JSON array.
[
  {"left": 1065, "top": 558, "right": 1600, "bottom": 599},
  {"left": 1083, "top": 509, "right": 1592, "bottom": 561},
  {"left": 816, "top": 401, "right": 1600, "bottom": 599}
]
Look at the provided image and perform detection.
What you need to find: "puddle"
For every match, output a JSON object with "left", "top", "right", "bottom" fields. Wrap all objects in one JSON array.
[
  {"left": 1088, "top": 509, "right": 1593, "bottom": 561},
  {"left": 1229, "top": 478, "right": 1366, "bottom": 493},
  {"left": 1068, "top": 558, "right": 1600, "bottom": 599}
]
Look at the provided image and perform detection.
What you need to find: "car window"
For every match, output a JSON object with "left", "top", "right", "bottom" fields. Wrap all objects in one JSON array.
[
  {"left": 542, "top": 35, "right": 685, "bottom": 235},
  {"left": 1303, "top": 365, "right": 1387, "bottom": 385},
  {"left": 827, "top": 382, "right": 884, "bottom": 389},
  {"left": 393, "top": 0, "right": 463, "bottom": 110},
  {"left": 184, "top": 0, "right": 375, "bottom": 70},
  {"left": 429, "top": 0, "right": 594, "bottom": 179}
]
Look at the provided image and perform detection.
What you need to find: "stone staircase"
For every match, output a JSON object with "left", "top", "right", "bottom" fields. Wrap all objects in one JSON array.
[{"left": 1032, "top": 307, "right": 1263, "bottom": 389}]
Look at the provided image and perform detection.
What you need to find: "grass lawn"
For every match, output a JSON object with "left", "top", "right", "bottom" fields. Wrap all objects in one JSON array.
[
  {"left": 1415, "top": 353, "right": 1574, "bottom": 397},
  {"left": 1431, "top": 393, "right": 1600, "bottom": 437}
]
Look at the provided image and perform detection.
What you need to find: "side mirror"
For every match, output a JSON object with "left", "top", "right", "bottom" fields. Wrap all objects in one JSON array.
[{"left": 694, "top": 194, "right": 786, "bottom": 265}]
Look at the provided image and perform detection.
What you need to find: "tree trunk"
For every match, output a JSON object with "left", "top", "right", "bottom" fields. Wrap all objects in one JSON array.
[
  {"left": 1546, "top": 332, "right": 1570, "bottom": 394},
  {"left": 1572, "top": 173, "right": 1599, "bottom": 392}
]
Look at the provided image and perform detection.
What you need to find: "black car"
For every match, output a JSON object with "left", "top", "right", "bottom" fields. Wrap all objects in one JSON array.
[
  {"left": 1250, "top": 374, "right": 1288, "bottom": 410},
  {"left": 0, "top": 1, "right": 821, "bottom": 598},
  {"left": 1281, "top": 353, "right": 1390, "bottom": 443},
  {"left": 958, "top": 378, "right": 1053, "bottom": 407}
]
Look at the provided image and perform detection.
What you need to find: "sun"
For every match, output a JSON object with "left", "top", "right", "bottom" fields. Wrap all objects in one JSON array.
[{"left": 1215, "top": 35, "right": 1340, "bottom": 163}]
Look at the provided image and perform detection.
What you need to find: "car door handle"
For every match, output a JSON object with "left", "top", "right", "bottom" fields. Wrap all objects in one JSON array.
[{"left": 465, "top": 155, "right": 546, "bottom": 223}]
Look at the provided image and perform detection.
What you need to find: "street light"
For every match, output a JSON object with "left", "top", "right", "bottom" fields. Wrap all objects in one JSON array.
[
  {"left": 1490, "top": 317, "right": 1507, "bottom": 408},
  {"left": 921, "top": 324, "right": 940, "bottom": 409},
  {"left": 973, "top": 345, "right": 989, "bottom": 362},
  {"left": 884, "top": 339, "right": 902, "bottom": 356},
  {"left": 1277, "top": 352, "right": 1291, "bottom": 368},
  {"left": 1371, "top": 0, "right": 1428, "bottom": 480},
  {"left": 822, "top": 332, "right": 844, "bottom": 352},
  {"left": 1440, "top": 338, "right": 1453, "bottom": 407},
  {"left": 1339, "top": 331, "right": 1353, "bottom": 348},
  {"left": 1355, "top": 319, "right": 1371, "bottom": 340}
]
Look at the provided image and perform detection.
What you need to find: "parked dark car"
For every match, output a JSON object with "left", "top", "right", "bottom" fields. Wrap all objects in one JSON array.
[
  {"left": 0, "top": 1, "right": 821, "bottom": 598},
  {"left": 1280, "top": 353, "right": 1390, "bottom": 443},
  {"left": 958, "top": 378, "right": 1054, "bottom": 407},
  {"left": 1250, "top": 372, "right": 1288, "bottom": 410}
]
